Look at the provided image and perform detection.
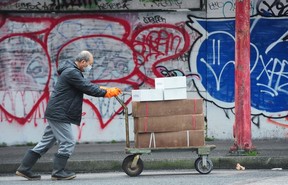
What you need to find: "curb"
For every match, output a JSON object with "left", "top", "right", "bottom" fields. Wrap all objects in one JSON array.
[{"left": 1, "top": 157, "right": 287, "bottom": 174}]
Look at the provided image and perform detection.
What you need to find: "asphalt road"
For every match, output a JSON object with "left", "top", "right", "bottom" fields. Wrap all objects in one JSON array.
[{"left": 0, "top": 169, "right": 287, "bottom": 185}]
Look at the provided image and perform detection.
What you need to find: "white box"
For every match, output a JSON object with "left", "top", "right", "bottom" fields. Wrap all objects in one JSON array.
[
  {"left": 132, "top": 89, "right": 163, "bottom": 101},
  {"left": 155, "top": 76, "right": 187, "bottom": 89},
  {"left": 164, "top": 88, "right": 187, "bottom": 100}
]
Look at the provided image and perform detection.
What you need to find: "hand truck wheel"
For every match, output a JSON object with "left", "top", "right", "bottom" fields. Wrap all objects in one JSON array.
[
  {"left": 194, "top": 157, "right": 213, "bottom": 174},
  {"left": 122, "top": 155, "right": 144, "bottom": 177}
]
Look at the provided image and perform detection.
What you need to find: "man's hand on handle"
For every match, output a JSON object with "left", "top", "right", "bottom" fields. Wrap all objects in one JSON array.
[{"left": 100, "top": 87, "right": 122, "bottom": 98}]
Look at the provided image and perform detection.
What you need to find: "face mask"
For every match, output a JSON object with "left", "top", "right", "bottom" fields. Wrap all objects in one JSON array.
[{"left": 83, "top": 65, "right": 92, "bottom": 72}]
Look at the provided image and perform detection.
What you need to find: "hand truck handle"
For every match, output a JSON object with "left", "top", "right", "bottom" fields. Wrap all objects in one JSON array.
[{"left": 115, "top": 96, "right": 130, "bottom": 148}]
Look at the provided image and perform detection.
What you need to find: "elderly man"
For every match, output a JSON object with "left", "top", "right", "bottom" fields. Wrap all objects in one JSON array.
[{"left": 16, "top": 50, "right": 122, "bottom": 180}]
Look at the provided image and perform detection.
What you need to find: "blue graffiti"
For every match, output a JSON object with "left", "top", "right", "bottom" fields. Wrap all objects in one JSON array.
[{"left": 188, "top": 16, "right": 288, "bottom": 113}]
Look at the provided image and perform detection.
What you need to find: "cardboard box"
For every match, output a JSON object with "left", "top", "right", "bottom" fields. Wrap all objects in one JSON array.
[
  {"left": 163, "top": 87, "right": 187, "bottom": 100},
  {"left": 155, "top": 76, "right": 187, "bottom": 89},
  {"left": 132, "top": 99, "right": 203, "bottom": 117},
  {"left": 135, "top": 130, "right": 205, "bottom": 148},
  {"left": 132, "top": 89, "right": 163, "bottom": 102},
  {"left": 134, "top": 114, "right": 204, "bottom": 133}
]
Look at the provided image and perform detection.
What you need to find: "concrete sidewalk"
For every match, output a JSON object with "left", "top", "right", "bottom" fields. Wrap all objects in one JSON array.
[{"left": 1, "top": 139, "right": 288, "bottom": 174}]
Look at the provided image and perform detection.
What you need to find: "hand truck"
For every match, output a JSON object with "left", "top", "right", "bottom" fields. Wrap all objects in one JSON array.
[{"left": 115, "top": 96, "right": 216, "bottom": 177}]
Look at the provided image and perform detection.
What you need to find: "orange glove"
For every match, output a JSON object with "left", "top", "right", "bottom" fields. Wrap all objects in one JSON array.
[{"left": 104, "top": 87, "right": 122, "bottom": 98}]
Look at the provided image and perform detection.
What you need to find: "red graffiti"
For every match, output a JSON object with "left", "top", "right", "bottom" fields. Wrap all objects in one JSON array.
[
  {"left": 77, "top": 122, "right": 86, "bottom": 141},
  {"left": 132, "top": 24, "right": 191, "bottom": 85},
  {"left": 0, "top": 14, "right": 191, "bottom": 134},
  {"left": 267, "top": 117, "right": 288, "bottom": 128}
]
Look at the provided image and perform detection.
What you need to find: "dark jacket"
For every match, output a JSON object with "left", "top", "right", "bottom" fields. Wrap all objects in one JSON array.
[{"left": 45, "top": 60, "right": 107, "bottom": 125}]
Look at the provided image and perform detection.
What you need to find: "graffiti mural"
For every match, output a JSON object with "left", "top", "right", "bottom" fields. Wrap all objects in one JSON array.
[
  {"left": 0, "top": 0, "right": 202, "bottom": 11},
  {"left": 187, "top": 16, "right": 288, "bottom": 114},
  {"left": 0, "top": 11, "right": 195, "bottom": 144},
  {"left": 198, "top": 0, "right": 288, "bottom": 136}
]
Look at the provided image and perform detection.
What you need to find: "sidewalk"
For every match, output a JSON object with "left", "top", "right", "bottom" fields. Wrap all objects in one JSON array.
[{"left": 1, "top": 139, "right": 288, "bottom": 174}]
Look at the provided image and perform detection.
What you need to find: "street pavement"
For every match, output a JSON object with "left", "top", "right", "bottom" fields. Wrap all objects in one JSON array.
[{"left": 0, "top": 139, "right": 288, "bottom": 175}]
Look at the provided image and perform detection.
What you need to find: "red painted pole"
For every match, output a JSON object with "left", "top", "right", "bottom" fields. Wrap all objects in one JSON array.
[{"left": 233, "top": 0, "right": 252, "bottom": 151}]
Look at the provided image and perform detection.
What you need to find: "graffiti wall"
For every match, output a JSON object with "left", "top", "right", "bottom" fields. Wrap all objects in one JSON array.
[
  {"left": 0, "top": 0, "right": 287, "bottom": 145},
  {"left": 201, "top": 0, "right": 288, "bottom": 139},
  {"left": 0, "top": 0, "right": 202, "bottom": 11}
]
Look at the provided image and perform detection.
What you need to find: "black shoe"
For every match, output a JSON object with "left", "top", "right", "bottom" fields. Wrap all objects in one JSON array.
[
  {"left": 51, "top": 153, "right": 76, "bottom": 180},
  {"left": 16, "top": 150, "right": 41, "bottom": 180},
  {"left": 51, "top": 170, "right": 76, "bottom": 180},
  {"left": 16, "top": 170, "right": 41, "bottom": 180}
]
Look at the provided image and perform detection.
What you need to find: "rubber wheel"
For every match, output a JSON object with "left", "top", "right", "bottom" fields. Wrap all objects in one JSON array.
[
  {"left": 194, "top": 157, "right": 213, "bottom": 174},
  {"left": 122, "top": 155, "right": 144, "bottom": 177}
]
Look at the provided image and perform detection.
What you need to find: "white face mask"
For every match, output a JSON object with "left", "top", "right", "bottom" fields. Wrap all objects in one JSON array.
[{"left": 83, "top": 65, "right": 92, "bottom": 72}]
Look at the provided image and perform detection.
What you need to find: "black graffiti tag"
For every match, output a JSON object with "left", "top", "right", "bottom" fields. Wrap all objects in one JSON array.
[{"left": 257, "top": 0, "right": 288, "bottom": 17}]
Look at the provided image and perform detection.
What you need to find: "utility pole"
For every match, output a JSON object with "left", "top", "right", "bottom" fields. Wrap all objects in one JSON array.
[{"left": 231, "top": 0, "right": 253, "bottom": 152}]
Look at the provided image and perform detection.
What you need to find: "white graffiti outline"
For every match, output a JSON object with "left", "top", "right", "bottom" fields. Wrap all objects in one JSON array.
[{"left": 200, "top": 31, "right": 235, "bottom": 91}]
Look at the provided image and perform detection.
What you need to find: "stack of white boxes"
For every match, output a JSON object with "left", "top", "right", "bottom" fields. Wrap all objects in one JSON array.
[{"left": 132, "top": 76, "right": 187, "bottom": 101}]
